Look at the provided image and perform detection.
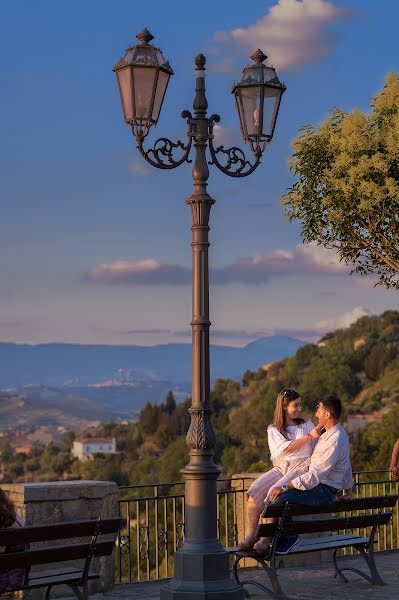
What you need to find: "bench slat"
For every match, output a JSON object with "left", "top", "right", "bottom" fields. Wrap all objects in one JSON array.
[
  {"left": 289, "top": 533, "right": 369, "bottom": 554},
  {"left": 228, "top": 533, "right": 370, "bottom": 558},
  {"left": 257, "top": 512, "right": 391, "bottom": 537},
  {"left": 0, "top": 540, "right": 115, "bottom": 569},
  {"left": 21, "top": 571, "right": 99, "bottom": 590},
  {"left": 261, "top": 494, "right": 398, "bottom": 518},
  {"left": 285, "top": 513, "right": 390, "bottom": 536},
  {"left": 0, "top": 518, "right": 121, "bottom": 546}
]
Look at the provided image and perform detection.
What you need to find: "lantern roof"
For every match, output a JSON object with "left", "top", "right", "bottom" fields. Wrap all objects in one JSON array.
[
  {"left": 232, "top": 49, "right": 285, "bottom": 92},
  {"left": 112, "top": 28, "right": 173, "bottom": 75}
]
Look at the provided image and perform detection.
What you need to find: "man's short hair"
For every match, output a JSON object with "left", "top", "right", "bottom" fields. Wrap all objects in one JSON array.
[{"left": 319, "top": 395, "right": 342, "bottom": 420}]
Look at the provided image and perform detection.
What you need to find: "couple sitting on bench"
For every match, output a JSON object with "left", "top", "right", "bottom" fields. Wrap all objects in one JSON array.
[{"left": 238, "top": 389, "right": 353, "bottom": 554}]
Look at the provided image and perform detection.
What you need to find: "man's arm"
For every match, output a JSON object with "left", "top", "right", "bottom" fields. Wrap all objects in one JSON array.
[
  {"left": 289, "top": 441, "right": 342, "bottom": 490},
  {"left": 338, "top": 464, "right": 353, "bottom": 500},
  {"left": 390, "top": 437, "right": 399, "bottom": 479}
]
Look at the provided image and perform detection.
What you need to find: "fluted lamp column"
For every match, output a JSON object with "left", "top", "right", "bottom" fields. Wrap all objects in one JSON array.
[{"left": 113, "top": 29, "right": 286, "bottom": 600}]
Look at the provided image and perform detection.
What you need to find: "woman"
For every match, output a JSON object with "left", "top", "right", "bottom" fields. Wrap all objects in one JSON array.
[
  {"left": 238, "top": 388, "right": 321, "bottom": 552},
  {"left": 0, "top": 488, "right": 26, "bottom": 593}
]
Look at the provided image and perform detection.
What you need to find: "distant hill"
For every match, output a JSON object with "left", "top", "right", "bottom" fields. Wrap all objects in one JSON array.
[
  {"left": 0, "top": 393, "right": 104, "bottom": 430},
  {"left": 0, "top": 336, "right": 303, "bottom": 389},
  {"left": 0, "top": 335, "right": 303, "bottom": 426}
]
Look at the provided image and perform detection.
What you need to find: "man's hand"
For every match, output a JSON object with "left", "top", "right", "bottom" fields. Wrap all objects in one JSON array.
[
  {"left": 390, "top": 464, "right": 399, "bottom": 479},
  {"left": 338, "top": 490, "right": 353, "bottom": 501},
  {"left": 268, "top": 486, "right": 283, "bottom": 502}
]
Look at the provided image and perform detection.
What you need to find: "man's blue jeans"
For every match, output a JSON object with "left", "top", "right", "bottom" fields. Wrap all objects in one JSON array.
[
  {"left": 272, "top": 483, "right": 338, "bottom": 507},
  {"left": 271, "top": 484, "right": 337, "bottom": 550}
]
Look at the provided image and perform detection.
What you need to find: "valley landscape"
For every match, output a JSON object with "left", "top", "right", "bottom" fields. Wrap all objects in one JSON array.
[{"left": 1, "top": 311, "right": 398, "bottom": 486}]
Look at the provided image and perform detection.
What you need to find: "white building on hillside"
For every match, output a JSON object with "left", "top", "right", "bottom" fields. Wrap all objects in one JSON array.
[{"left": 72, "top": 438, "right": 117, "bottom": 461}]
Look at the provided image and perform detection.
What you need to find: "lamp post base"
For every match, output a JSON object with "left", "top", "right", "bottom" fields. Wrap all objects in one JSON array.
[{"left": 160, "top": 544, "right": 244, "bottom": 600}]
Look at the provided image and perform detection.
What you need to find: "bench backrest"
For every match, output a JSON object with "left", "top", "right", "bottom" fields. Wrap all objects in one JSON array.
[
  {"left": 259, "top": 494, "right": 398, "bottom": 518},
  {"left": 256, "top": 495, "right": 398, "bottom": 539},
  {"left": 0, "top": 517, "right": 121, "bottom": 570}
]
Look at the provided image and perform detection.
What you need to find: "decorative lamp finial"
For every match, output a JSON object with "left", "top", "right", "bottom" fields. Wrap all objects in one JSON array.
[
  {"left": 136, "top": 28, "right": 154, "bottom": 45},
  {"left": 195, "top": 54, "right": 206, "bottom": 69},
  {"left": 250, "top": 49, "right": 267, "bottom": 64}
]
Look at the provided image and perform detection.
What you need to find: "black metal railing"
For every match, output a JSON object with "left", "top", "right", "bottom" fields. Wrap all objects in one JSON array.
[{"left": 116, "top": 470, "right": 399, "bottom": 583}]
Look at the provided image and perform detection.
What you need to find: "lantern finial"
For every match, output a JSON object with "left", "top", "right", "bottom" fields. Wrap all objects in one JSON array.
[
  {"left": 250, "top": 49, "right": 267, "bottom": 64},
  {"left": 136, "top": 28, "right": 154, "bottom": 45}
]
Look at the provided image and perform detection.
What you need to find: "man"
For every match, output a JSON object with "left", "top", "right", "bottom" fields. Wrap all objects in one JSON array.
[{"left": 267, "top": 395, "right": 353, "bottom": 554}]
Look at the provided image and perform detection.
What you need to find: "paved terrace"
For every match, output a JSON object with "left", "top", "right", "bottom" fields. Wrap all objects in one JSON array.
[{"left": 81, "top": 551, "right": 399, "bottom": 600}]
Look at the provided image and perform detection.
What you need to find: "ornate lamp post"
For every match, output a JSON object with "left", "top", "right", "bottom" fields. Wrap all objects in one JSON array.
[{"left": 113, "top": 28, "right": 285, "bottom": 600}]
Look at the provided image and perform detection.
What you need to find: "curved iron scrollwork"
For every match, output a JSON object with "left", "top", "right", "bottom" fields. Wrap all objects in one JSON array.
[
  {"left": 118, "top": 534, "right": 130, "bottom": 555},
  {"left": 135, "top": 110, "right": 193, "bottom": 170},
  {"left": 175, "top": 522, "right": 185, "bottom": 549},
  {"left": 139, "top": 524, "right": 149, "bottom": 560},
  {"left": 228, "top": 523, "right": 237, "bottom": 545},
  {"left": 158, "top": 531, "right": 168, "bottom": 551},
  {"left": 208, "top": 114, "right": 262, "bottom": 178}
]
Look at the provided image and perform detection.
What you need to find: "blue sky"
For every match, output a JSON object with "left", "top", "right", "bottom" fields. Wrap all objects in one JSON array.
[{"left": 0, "top": 0, "right": 398, "bottom": 346}]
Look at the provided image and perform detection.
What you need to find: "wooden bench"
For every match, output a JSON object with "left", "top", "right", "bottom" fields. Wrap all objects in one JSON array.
[
  {"left": 0, "top": 517, "right": 121, "bottom": 600},
  {"left": 228, "top": 494, "right": 398, "bottom": 599}
]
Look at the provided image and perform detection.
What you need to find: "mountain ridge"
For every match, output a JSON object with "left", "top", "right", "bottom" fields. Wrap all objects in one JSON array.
[{"left": 0, "top": 335, "right": 304, "bottom": 389}]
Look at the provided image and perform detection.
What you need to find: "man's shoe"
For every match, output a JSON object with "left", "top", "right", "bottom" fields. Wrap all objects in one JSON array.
[{"left": 275, "top": 535, "right": 300, "bottom": 555}]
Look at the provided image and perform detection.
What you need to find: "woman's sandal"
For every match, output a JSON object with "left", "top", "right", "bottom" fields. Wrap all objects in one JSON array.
[{"left": 237, "top": 535, "right": 258, "bottom": 550}]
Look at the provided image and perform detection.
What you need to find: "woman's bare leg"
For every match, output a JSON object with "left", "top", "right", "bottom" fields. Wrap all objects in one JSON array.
[
  {"left": 238, "top": 496, "right": 262, "bottom": 549},
  {"left": 253, "top": 515, "right": 273, "bottom": 552}
]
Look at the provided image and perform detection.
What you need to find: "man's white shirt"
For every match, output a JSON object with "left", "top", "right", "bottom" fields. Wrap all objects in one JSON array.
[{"left": 290, "top": 424, "right": 353, "bottom": 491}]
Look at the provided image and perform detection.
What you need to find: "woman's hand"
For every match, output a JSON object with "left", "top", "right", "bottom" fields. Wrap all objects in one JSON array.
[
  {"left": 390, "top": 464, "right": 399, "bottom": 479},
  {"left": 309, "top": 426, "right": 322, "bottom": 439}
]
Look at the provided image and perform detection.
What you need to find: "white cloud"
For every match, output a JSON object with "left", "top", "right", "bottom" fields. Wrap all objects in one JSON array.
[
  {"left": 84, "top": 259, "right": 191, "bottom": 285},
  {"left": 210, "top": 0, "right": 352, "bottom": 72},
  {"left": 315, "top": 306, "right": 371, "bottom": 332},
  {"left": 83, "top": 243, "right": 350, "bottom": 287},
  {"left": 296, "top": 241, "right": 347, "bottom": 273}
]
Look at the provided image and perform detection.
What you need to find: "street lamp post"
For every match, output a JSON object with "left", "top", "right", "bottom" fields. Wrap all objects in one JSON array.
[{"left": 113, "top": 29, "right": 285, "bottom": 600}]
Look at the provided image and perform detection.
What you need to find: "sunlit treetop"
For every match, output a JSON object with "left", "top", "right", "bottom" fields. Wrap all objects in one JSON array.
[{"left": 282, "top": 72, "right": 399, "bottom": 289}]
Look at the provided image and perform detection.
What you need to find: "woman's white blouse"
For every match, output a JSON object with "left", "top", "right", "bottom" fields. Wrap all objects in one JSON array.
[{"left": 267, "top": 420, "right": 314, "bottom": 462}]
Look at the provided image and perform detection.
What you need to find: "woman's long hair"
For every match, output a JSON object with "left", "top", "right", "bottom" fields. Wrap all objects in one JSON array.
[
  {"left": 272, "top": 388, "right": 305, "bottom": 439},
  {"left": 0, "top": 488, "right": 16, "bottom": 528}
]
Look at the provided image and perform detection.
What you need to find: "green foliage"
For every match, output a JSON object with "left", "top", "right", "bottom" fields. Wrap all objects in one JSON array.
[
  {"left": 364, "top": 342, "right": 396, "bottom": 380},
  {"left": 282, "top": 73, "right": 399, "bottom": 288},
  {"left": 351, "top": 405, "right": 399, "bottom": 471}
]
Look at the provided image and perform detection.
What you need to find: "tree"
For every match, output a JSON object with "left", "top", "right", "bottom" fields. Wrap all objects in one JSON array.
[
  {"left": 163, "top": 390, "right": 176, "bottom": 415},
  {"left": 282, "top": 73, "right": 399, "bottom": 288}
]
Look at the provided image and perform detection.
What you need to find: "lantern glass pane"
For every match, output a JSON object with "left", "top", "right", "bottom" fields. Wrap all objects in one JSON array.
[
  {"left": 235, "top": 92, "right": 247, "bottom": 138},
  {"left": 135, "top": 46, "right": 155, "bottom": 65},
  {"left": 134, "top": 67, "right": 157, "bottom": 120},
  {"left": 263, "top": 87, "right": 281, "bottom": 137},
  {"left": 152, "top": 70, "right": 170, "bottom": 122},
  {"left": 155, "top": 49, "right": 165, "bottom": 64},
  {"left": 241, "top": 87, "right": 262, "bottom": 137},
  {"left": 263, "top": 66, "right": 278, "bottom": 82},
  {"left": 116, "top": 67, "right": 133, "bottom": 122}
]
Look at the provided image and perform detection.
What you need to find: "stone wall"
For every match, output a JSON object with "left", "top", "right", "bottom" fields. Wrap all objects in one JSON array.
[{"left": 2, "top": 480, "right": 119, "bottom": 599}]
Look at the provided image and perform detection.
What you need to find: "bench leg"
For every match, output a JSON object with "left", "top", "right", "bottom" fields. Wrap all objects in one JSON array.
[
  {"left": 67, "top": 582, "right": 87, "bottom": 600},
  {"left": 357, "top": 546, "right": 386, "bottom": 585},
  {"left": 333, "top": 546, "right": 386, "bottom": 586},
  {"left": 232, "top": 554, "right": 290, "bottom": 600}
]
